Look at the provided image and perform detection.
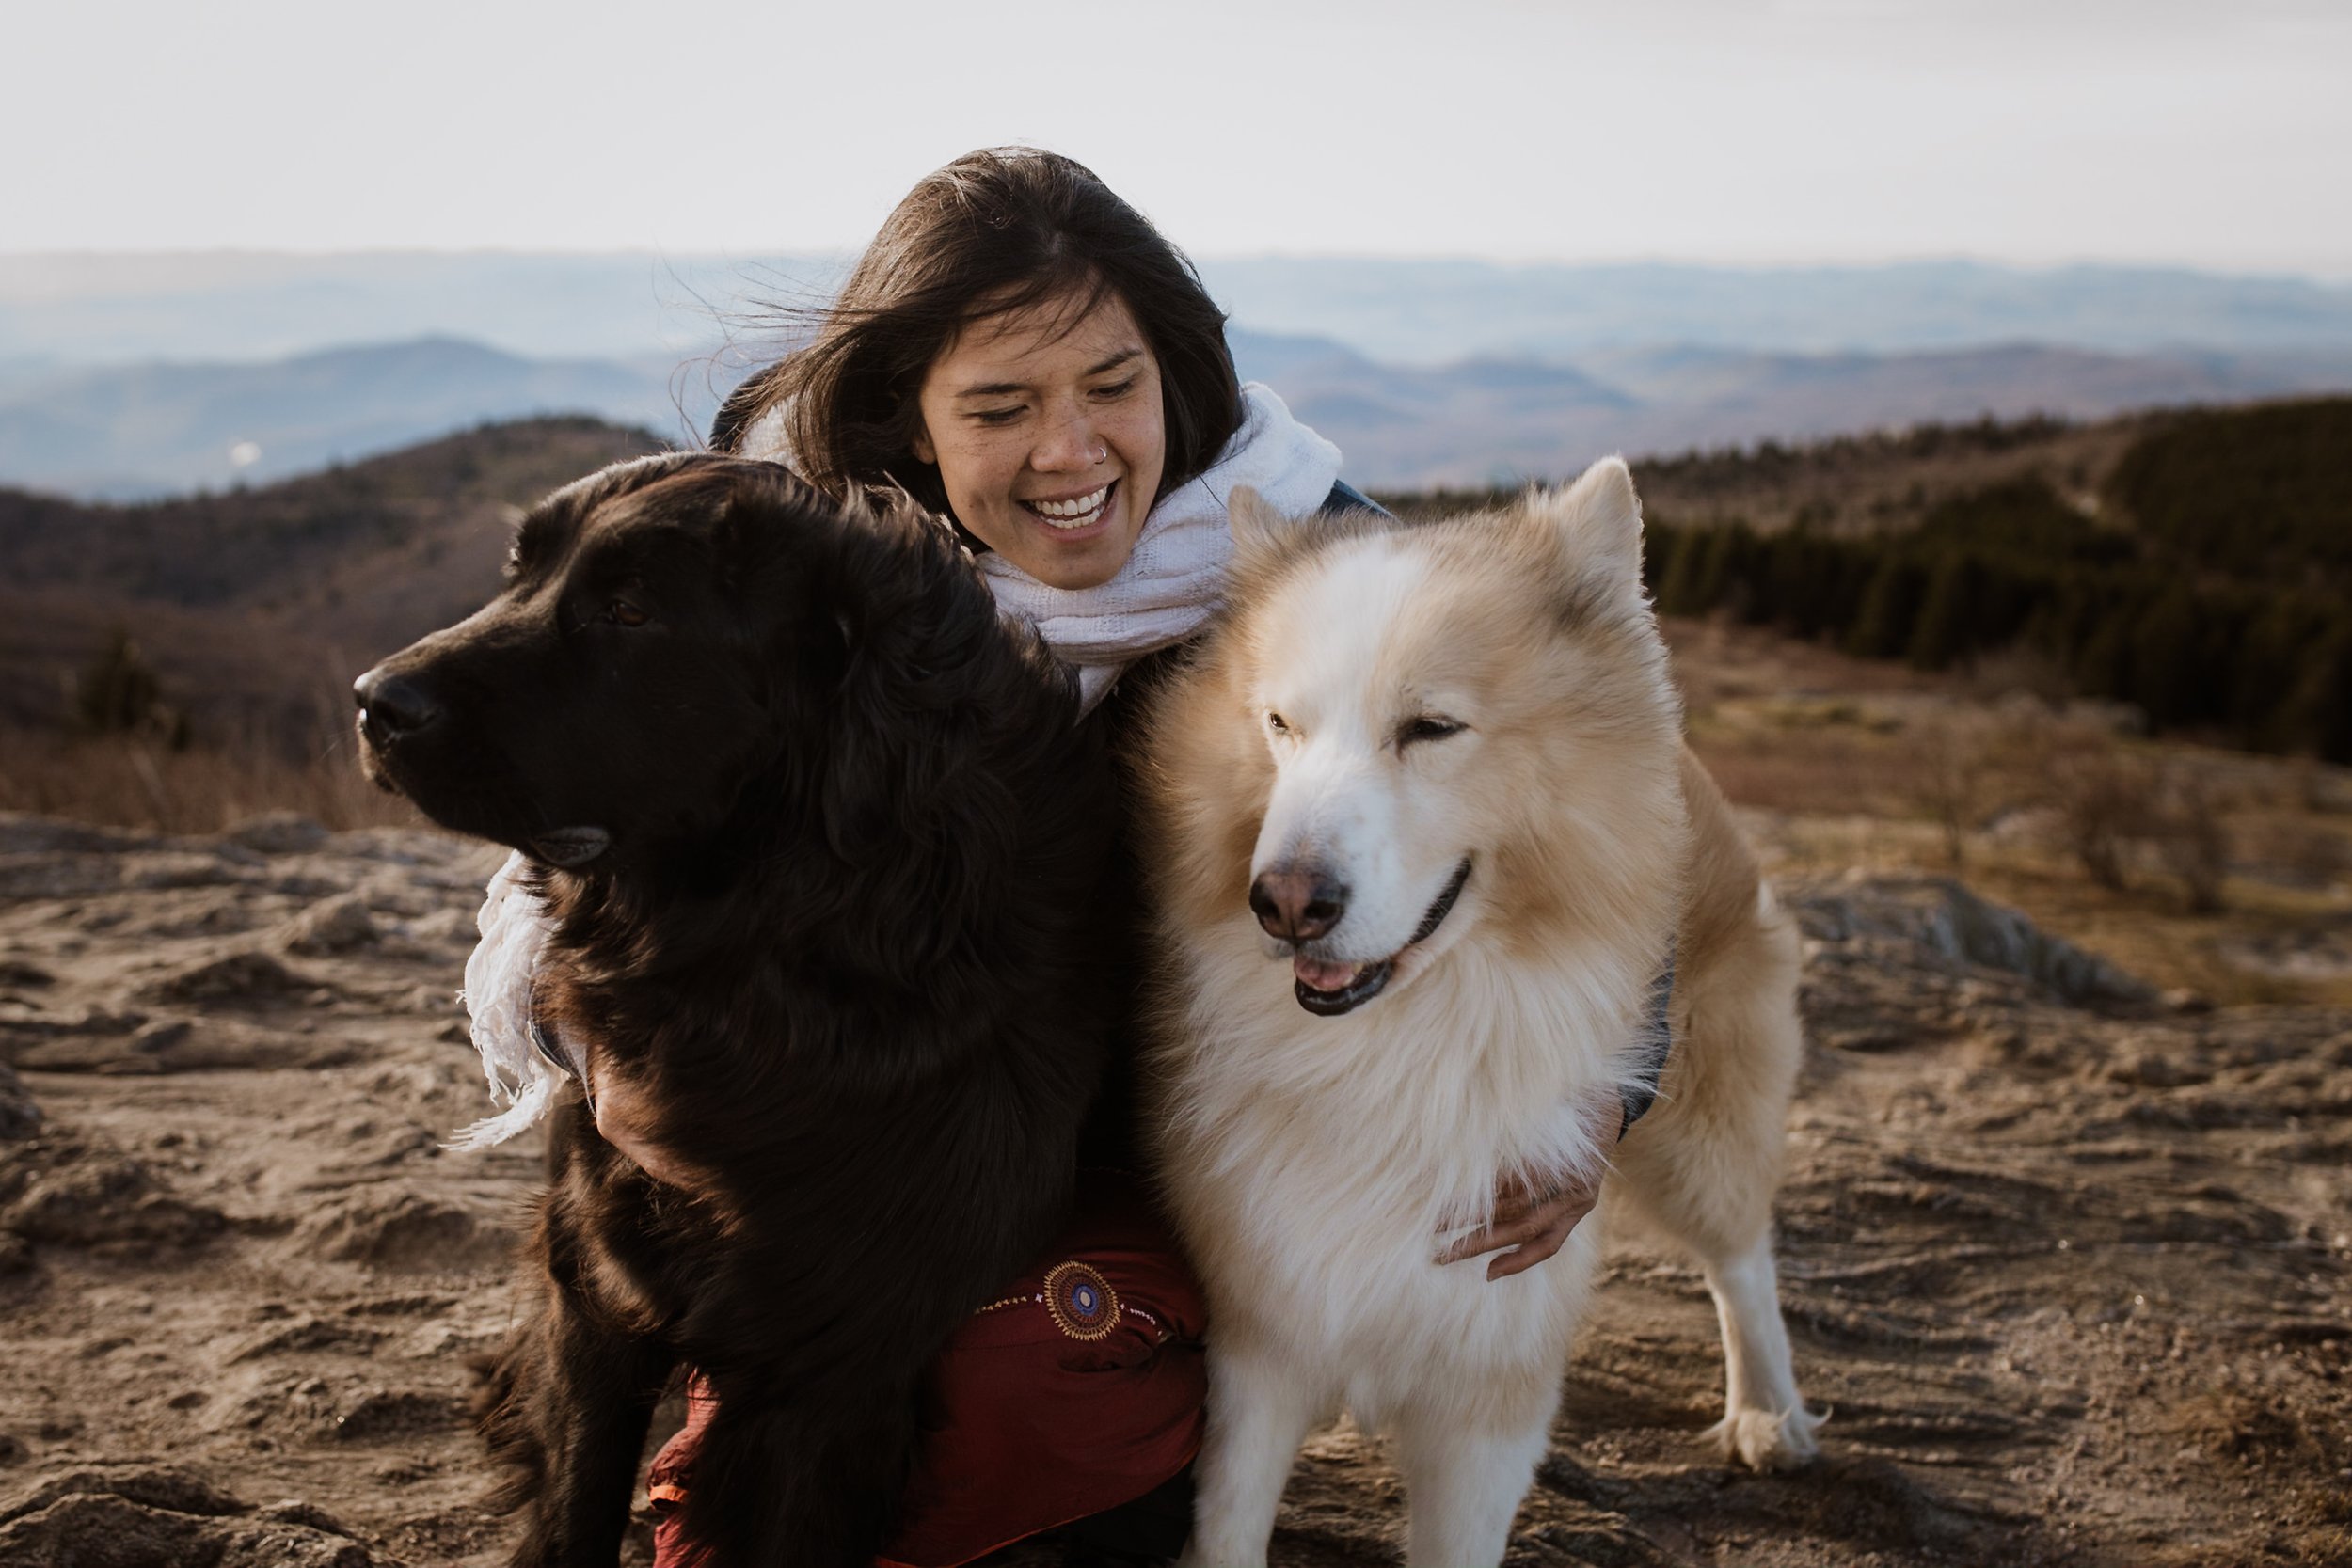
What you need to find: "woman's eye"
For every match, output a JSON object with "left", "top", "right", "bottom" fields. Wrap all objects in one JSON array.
[
  {"left": 1091, "top": 378, "right": 1137, "bottom": 400},
  {"left": 1399, "top": 716, "right": 1465, "bottom": 747},
  {"left": 605, "top": 600, "right": 649, "bottom": 628},
  {"left": 973, "top": 406, "right": 1023, "bottom": 427}
]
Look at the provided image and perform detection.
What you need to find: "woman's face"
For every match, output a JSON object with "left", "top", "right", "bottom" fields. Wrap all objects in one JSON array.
[{"left": 912, "top": 288, "right": 1167, "bottom": 591}]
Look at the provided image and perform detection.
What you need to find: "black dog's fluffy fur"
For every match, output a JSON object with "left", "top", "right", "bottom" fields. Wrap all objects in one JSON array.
[{"left": 357, "top": 455, "right": 1116, "bottom": 1566}]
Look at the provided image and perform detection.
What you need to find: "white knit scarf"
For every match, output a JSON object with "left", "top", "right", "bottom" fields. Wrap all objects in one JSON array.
[{"left": 450, "top": 383, "right": 1343, "bottom": 1148}]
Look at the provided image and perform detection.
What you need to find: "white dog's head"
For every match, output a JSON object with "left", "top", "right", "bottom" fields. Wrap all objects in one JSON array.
[{"left": 1163, "top": 458, "right": 1685, "bottom": 1018}]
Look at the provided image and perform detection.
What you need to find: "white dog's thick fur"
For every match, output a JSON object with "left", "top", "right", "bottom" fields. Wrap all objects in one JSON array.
[{"left": 1136, "top": 460, "right": 1820, "bottom": 1568}]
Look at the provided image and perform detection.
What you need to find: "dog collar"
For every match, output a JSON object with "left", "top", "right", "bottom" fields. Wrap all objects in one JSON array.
[
  {"left": 1619, "top": 937, "right": 1677, "bottom": 1137},
  {"left": 527, "top": 981, "right": 597, "bottom": 1117}
]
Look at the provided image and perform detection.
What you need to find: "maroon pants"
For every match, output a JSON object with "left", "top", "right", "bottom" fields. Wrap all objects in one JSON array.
[{"left": 648, "top": 1170, "right": 1207, "bottom": 1568}]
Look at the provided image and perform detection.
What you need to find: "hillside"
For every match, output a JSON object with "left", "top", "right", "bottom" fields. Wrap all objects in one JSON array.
[
  {"left": 0, "top": 340, "right": 719, "bottom": 499},
  {"left": 0, "top": 418, "right": 668, "bottom": 744},
  {"left": 5, "top": 398, "right": 2348, "bottom": 772},
  {"left": 1620, "top": 400, "right": 2352, "bottom": 762},
  {"left": 1283, "top": 339, "right": 2352, "bottom": 488}
]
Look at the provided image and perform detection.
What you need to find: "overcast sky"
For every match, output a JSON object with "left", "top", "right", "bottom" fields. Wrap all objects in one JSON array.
[{"left": 7, "top": 0, "right": 2347, "bottom": 274}]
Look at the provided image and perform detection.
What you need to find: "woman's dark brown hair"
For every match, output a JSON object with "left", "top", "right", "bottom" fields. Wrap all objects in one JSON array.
[{"left": 711, "top": 148, "right": 1243, "bottom": 519}]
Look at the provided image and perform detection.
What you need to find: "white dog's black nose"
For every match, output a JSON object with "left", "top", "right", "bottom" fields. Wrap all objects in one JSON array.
[
  {"left": 354, "top": 667, "right": 441, "bottom": 740},
  {"left": 1250, "top": 867, "right": 1348, "bottom": 942}
]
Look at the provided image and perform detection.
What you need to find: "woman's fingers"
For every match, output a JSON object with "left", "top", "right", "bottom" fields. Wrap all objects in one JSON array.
[
  {"left": 1435, "top": 1177, "right": 1602, "bottom": 1273},
  {"left": 1484, "top": 1196, "right": 1592, "bottom": 1280}
]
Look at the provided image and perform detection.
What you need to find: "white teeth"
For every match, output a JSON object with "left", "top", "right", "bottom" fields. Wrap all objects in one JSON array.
[{"left": 1026, "top": 484, "right": 1110, "bottom": 528}]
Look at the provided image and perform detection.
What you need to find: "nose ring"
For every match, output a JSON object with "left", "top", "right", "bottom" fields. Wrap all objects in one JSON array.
[{"left": 1089, "top": 444, "right": 1107, "bottom": 464}]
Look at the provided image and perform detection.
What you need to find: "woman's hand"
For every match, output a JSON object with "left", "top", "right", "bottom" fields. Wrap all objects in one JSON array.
[{"left": 1438, "top": 1102, "right": 1623, "bottom": 1280}]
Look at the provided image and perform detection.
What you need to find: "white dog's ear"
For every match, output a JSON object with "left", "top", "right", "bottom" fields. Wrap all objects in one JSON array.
[
  {"left": 1227, "top": 485, "right": 1287, "bottom": 554},
  {"left": 1526, "top": 456, "right": 1645, "bottom": 592}
]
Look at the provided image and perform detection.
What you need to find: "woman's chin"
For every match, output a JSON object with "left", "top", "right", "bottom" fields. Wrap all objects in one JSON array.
[{"left": 996, "top": 510, "right": 1142, "bottom": 590}]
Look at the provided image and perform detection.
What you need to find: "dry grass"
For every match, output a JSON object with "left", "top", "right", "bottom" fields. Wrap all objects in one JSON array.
[
  {"left": 1667, "top": 614, "right": 2352, "bottom": 1007},
  {"left": 0, "top": 727, "right": 421, "bottom": 835}
]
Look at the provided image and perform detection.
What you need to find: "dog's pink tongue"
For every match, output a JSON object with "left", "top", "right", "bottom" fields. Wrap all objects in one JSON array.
[{"left": 1294, "top": 957, "right": 1360, "bottom": 992}]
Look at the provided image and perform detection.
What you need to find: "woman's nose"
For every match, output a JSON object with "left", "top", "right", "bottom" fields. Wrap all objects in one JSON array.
[{"left": 1029, "top": 408, "right": 1103, "bottom": 472}]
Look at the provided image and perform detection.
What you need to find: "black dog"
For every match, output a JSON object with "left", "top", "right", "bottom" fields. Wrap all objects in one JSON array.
[{"left": 356, "top": 454, "right": 1116, "bottom": 1567}]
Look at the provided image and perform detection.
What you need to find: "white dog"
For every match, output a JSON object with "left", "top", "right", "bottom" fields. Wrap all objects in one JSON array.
[{"left": 1136, "top": 459, "right": 1820, "bottom": 1568}]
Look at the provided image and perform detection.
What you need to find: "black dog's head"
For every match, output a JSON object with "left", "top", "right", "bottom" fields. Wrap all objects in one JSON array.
[{"left": 356, "top": 454, "right": 880, "bottom": 871}]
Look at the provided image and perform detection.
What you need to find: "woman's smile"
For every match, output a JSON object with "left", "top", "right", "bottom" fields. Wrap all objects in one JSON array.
[{"left": 1024, "top": 478, "right": 1118, "bottom": 531}]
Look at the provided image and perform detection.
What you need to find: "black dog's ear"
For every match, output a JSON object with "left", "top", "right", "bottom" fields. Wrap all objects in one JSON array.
[{"left": 706, "top": 461, "right": 865, "bottom": 667}]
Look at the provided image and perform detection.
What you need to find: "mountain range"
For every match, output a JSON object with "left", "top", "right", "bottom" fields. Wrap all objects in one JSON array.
[
  {"left": 3, "top": 329, "right": 2347, "bottom": 499},
  {"left": 5, "top": 252, "right": 2351, "bottom": 497}
]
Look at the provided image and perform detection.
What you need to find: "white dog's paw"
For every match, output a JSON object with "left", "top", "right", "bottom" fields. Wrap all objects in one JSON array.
[
  {"left": 1703, "top": 1403, "right": 1825, "bottom": 1471},
  {"left": 1176, "top": 1549, "right": 1263, "bottom": 1568}
]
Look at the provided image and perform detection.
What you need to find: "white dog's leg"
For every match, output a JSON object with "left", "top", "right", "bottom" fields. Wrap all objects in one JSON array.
[
  {"left": 1179, "top": 1342, "right": 1323, "bottom": 1568},
  {"left": 1700, "top": 1233, "right": 1821, "bottom": 1469},
  {"left": 1391, "top": 1396, "right": 1553, "bottom": 1568}
]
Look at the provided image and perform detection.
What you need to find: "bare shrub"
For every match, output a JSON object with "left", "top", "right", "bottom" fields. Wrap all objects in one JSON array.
[
  {"left": 2038, "top": 724, "right": 2157, "bottom": 890},
  {"left": 2145, "top": 763, "right": 2233, "bottom": 914},
  {"left": 1900, "top": 705, "right": 2047, "bottom": 873},
  {"left": 2235, "top": 814, "right": 2352, "bottom": 888},
  {"left": 1961, "top": 642, "right": 2074, "bottom": 705},
  {"left": 1912, "top": 711, "right": 1993, "bottom": 871},
  {"left": 2286, "top": 756, "right": 2352, "bottom": 816}
]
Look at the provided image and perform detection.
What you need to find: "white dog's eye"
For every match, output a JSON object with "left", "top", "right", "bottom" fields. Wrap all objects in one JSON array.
[
  {"left": 1265, "top": 712, "right": 1290, "bottom": 736},
  {"left": 1398, "top": 716, "right": 1466, "bottom": 748}
]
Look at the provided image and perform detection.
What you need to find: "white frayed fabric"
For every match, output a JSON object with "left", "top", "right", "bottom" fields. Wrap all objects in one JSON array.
[
  {"left": 973, "top": 383, "right": 1340, "bottom": 714},
  {"left": 452, "top": 383, "right": 1343, "bottom": 1143},
  {"left": 447, "top": 851, "right": 566, "bottom": 1149}
]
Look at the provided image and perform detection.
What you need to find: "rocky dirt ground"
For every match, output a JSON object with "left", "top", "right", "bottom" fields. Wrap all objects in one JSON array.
[{"left": 1, "top": 810, "right": 2347, "bottom": 1567}]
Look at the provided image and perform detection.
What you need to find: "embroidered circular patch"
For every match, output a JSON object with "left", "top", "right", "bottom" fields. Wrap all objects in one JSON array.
[{"left": 1042, "top": 1260, "right": 1121, "bottom": 1342}]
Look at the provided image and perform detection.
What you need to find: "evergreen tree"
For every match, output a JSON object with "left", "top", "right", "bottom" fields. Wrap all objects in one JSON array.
[
  {"left": 2073, "top": 600, "right": 2137, "bottom": 704},
  {"left": 1691, "top": 524, "right": 1747, "bottom": 615},
  {"left": 2233, "top": 597, "right": 2311, "bottom": 749},
  {"left": 2130, "top": 587, "right": 2202, "bottom": 728},
  {"left": 1847, "top": 553, "right": 1924, "bottom": 659},
  {"left": 1907, "top": 554, "right": 1981, "bottom": 670},
  {"left": 1654, "top": 527, "right": 1709, "bottom": 616},
  {"left": 73, "top": 627, "right": 163, "bottom": 734}
]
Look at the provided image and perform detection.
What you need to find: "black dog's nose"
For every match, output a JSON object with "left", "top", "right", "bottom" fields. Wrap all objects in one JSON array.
[
  {"left": 354, "top": 668, "right": 441, "bottom": 739},
  {"left": 1249, "top": 867, "right": 1348, "bottom": 942}
]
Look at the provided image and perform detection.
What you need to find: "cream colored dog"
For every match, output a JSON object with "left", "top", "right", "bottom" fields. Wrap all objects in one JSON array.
[{"left": 1136, "top": 459, "right": 1820, "bottom": 1568}]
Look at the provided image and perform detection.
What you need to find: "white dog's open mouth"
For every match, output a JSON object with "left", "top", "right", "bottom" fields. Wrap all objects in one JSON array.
[{"left": 1293, "top": 857, "right": 1472, "bottom": 1016}]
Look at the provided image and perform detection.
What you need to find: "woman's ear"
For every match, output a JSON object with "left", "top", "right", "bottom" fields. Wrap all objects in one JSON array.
[{"left": 911, "top": 422, "right": 937, "bottom": 467}]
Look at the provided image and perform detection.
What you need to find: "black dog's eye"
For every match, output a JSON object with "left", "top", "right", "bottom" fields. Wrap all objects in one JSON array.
[
  {"left": 605, "top": 599, "right": 650, "bottom": 628},
  {"left": 1398, "top": 716, "right": 1466, "bottom": 748}
]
